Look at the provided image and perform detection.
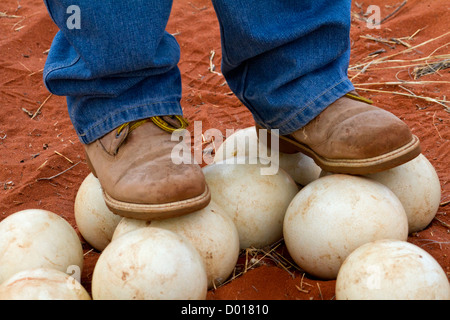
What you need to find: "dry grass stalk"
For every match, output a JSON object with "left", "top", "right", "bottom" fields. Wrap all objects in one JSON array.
[
  {"left": 391, "top": 37, "right": 412, "bottom": 48},
  {"left": 378, "top": 0, "right": 408, "bottom": 25},
  {"left": 295, "top": 273, "right": 313, "bottom": 294},
  {"left": 350, "top": 30, "right": 450, "bottom": 71},
  {"left": 31, "top": 93, "right": 53, "bottom": 119},
  {"left": 354, "top": 86, "right": 450, "bottom": 111},
  {"left": 18, "top": 61, "right": 31, "bottom": 72},
  {"left": 215, "top": 239, "right": 304, "bottom": 289},
  {"left": 416, "top": 239, "right": 450, "bottom": 249},
  {"left": 435, "top": 217, "right": 450, "bottom": 229},
  {"left": 359, "top": 54, "right": 450, "bottom": 66},
  {"left": 29, "top": 68, "right": 44, "bottom": 76},
  {"left": 360, "top": 35, "right": 412, "bottom": 49},
  {"left": 355, "top": 80, "right": 450, "bottom": 86},
  {"left": 412, "top": 59, "right": 450, "bottom": 79},
  {"left": 348, "top": 54, "right": 450, "bottom": 74},
  {"left": 406, "top": 27, "right": 426, "bottom": 40},
  {"left": 349, "top": 28, "right": 435, "bottom": 79},
  {"left": 364, "top": 63, "right": 443, "bottom": 71},
  {"left": 83, "top": 248, "right": 95, "bottom": 256},
  {"left": 208, "top": 50, "right": 222, "bottom": 76},
  {"left": 0, "top": 12, "right": 21, "bottom": 18},
  {"left": 360, "top": 35, "right": 398, "bottom": 46},
  {"left": 317, "top": 283, "right": 323, "bottom": 300},
  {"left": 350, "top": 59, "right": 376, "bottom": 81},
  {"left": 432, "top": 111, "right": 443, "bottom": 139},
  {"left": 36, "top": 159, "right": 48, "bottom": 171},
  {"left": 295, "top": 285, "right": 309, "bottom": 293},
  {"left": 54, "top": 151, "right": 74, "bottom": 164},
  {"left": 36, "top": 161, "right": 81, "bottom": 181},
  {"left": 22, "top": 107, "right": 33, "bottom": 117},
  {"left": 188, "top": 2, "right": 207, "bottom": 11}
]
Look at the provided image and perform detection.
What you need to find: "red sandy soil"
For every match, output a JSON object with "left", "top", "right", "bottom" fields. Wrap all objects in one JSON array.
[{"left": 0, "top": 0, "right": 449, "bottom": 300}]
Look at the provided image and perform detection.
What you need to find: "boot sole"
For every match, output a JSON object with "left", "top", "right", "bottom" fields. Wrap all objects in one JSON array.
[
  {"left": 102, "top": 186, "right": 211, "bottom": 220},
  {"left": 261, "top": 128, "right": 421, "bottom": 175}
]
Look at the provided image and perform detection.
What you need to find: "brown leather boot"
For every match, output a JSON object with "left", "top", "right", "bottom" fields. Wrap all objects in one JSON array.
[
  {"left": 258, "top": 92, "right": 421, "bottom": 174},
  {"left": 84, "top": 116, "right": 210, "bottom": 220}
]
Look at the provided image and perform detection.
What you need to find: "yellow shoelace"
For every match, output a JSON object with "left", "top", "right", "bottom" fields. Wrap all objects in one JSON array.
[
  {"left": 151, "top": 115, "right": 189, "bottom": 132},
  {"left": 116, "top": 115, "right": 189, "bottom": 136},
  {"left": 345, "top": 92, "right": 373, "bottom": 105}
]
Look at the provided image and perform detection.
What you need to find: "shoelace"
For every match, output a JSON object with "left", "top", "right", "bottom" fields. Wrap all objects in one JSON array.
[
  {"left": 116, "top": 115, "right": 189, "bottom": 136},
  {"left": 345, "top": 92, "right": 373, "bottom": 105}
]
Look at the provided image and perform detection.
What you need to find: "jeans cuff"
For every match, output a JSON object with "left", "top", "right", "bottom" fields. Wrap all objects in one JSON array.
[
  {"left": 256, "top": 77, "right": 355, "bottom": 135},
  {"left": 77, "top": 101, "right": 183, "bottom": 144}
]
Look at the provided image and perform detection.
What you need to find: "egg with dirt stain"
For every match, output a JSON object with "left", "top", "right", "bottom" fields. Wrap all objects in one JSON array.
[
  {"left": 111, "top": 201, "right": 239, "bottom": 289},
  {"left": 203, "top": 160, "right": 299, "bottom": 249},
  {"left": 0, "top": 209, "right": 84, "bottom": 284},
  {"left": 74, "top": 173, "right": 122, "bottom": 251},
  {"left": 0, "top": 268, "right": 91, "bottom": 300},
  {"left": 336, "top": 239, "right": 450, "bottom": 300},
  {"left": 283, "top": 174, "right": 408, "bottom": 280},
  {"left": 92, "top": 227, "right": 207, "bottom": 300},
  {"left": 364, "top": 154, "right": 441, "bottom": 233}
]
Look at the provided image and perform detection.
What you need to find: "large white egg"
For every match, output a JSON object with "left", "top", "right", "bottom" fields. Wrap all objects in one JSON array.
[
  {"left": 213, "top": 126, "right": 261, "bottom": 163},
  {"left": 213, "top": 126, "right": 321, "bottom": 186},
  {"left": 336, "top": 239, "right": 450, "bottom": 300},
  {"left": 365, "top": 154, "right": 441, "bottom": 233},
  {"left": 92, "top": 227, "right": 207, "bottom": 300},
  {"left": 112, "top": 202, "right": 240, "bottom": 288},
  {"left": 283, "top": 174, "right": 408, "bottom": 279},
  {"left": 74, "top": 173, "right": 122, "bottom": 251},
  {"left": 0, "top": 268, "right": 91, "bottom": 300},
  {"left": 277, "top": 152, "right": 322, "bottom": 186},
  {"left": 0, "top": 209, "right": 84, "bottom": 284},
  {"left": 203, "top": 160, "right": 299, "bottom": 249}
]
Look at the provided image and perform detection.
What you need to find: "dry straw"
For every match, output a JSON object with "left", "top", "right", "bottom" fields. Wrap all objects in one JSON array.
[
  {"left": 350, "top": 29, "right": 450, "bottom": 112},
  {"left": 214, "top": 239, "right": 304, "bottom": 290}
]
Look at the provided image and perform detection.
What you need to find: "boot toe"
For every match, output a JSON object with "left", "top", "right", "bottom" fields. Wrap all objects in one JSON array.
[{"left": 328, "top": 109, "right": 414, "bottom": 159}]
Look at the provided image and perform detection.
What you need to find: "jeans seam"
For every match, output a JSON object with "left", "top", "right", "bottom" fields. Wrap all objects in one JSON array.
[
  {"left": 235, "top": 63, "right": 270, "bottom": 126},
  {"left": 270, "top": 77, "right": 349, "bottom": 129},
  {"left": 78, "top": 100, "right": 180, "bottom": 137}
]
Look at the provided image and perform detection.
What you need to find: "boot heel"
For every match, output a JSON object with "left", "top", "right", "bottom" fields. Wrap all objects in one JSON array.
[
  {"left": 256, "top": 125, "right": 301, "bottom": 154},
  {"left": 277, "top": 137, "right": 302, "bottom": 154}
]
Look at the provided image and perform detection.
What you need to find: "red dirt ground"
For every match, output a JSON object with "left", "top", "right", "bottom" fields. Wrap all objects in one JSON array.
[{"left": 0, "top": 0, "right": 448, "bottom": 300}]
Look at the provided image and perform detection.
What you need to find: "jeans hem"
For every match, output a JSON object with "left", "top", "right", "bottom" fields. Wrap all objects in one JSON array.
[
  {"left": 43, "top": 53, "right": 81, "bottom": 94},
  {"left": 77, "top": 101, "right": 183, "bottom": 144},
  {"left": 255, "top": 77, "right": 355, "bottom": 135}
]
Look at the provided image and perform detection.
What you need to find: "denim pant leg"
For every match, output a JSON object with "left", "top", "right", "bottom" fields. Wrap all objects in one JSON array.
[
  {"left": 43, "top": 0, "right": 182, "bottom": 144},
  {"left": 212, "top": 0, "right": 355, "bottom": 135}
]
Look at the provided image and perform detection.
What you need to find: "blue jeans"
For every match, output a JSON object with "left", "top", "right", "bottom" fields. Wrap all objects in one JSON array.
[{"left": 43, "top": 0, "right": 354, "bottom": 144}]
